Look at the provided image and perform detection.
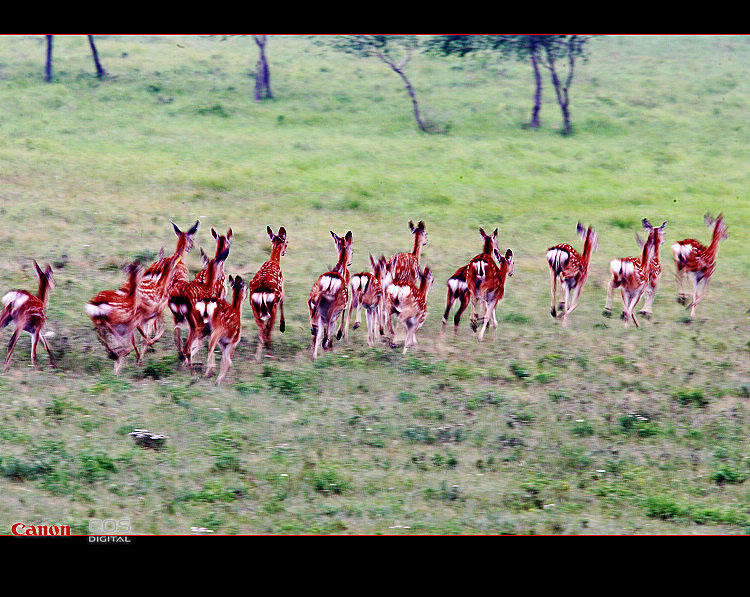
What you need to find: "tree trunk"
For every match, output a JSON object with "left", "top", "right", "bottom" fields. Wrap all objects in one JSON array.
[
  {"left": 45, "top": 35, "right": 53, "bottom": 82},
  {"left": 543, "top": 44, "right": 573, "bottom": 135},
  {"left": 87, "top": 35, "right": 106, "bottom": 78},
  {"left": 253, "top": 35, "right": 272, "bottom": 102},
  {"left": 393, "top": 66, "right": 426, "bottom": 132},
  {"left": 529, "top": 42, "right": 542, "bottom": 129}
]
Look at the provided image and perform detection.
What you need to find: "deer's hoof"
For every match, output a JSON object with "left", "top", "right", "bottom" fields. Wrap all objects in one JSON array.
[
  {"left": 352, "top": 322, "right": 360, "bottom": 330},
  {"left": 336, "top": 329, "right": 343, "bottom": 340},
  {"left": 677, "top": 295, "right": 687, "bottom": 305},
  {"left": 551, "top": 307, "right": 557, "bottom": 318},
  {"left": 638, "top": 311, "right": 652, "bottom": 320},
  {"left": 602, "top": 308, "right": 612, "bottom": 318},
  {"left": 280, "top": 321, "right": 285, "bottom": 333}
]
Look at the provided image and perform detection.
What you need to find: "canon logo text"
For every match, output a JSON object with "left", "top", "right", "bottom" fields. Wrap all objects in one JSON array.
[{"left": 12, "top": 523, "right": 71, "bottom": 536}]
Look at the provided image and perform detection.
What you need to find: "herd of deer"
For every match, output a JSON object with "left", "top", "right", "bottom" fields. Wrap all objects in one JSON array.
[{"left": 0, "top": 212, "right": 730, "bottom": 383}]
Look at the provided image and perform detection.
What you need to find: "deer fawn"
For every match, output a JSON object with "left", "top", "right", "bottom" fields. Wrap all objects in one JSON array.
[
  {"left": 348, "top": 254, "right": 386, "bottom": 347},
  {"left": 1, "top": 261, "right": 56, "bottom": 372},
  {"left": 168, "top": 245, "right": 231, "bottom": 369},
  {"left": 193, "top": 275, "right": 247, "bottom": 384},
  {"left": 308, "top": 230, "right": 353, "bottom": 360},
  {"left": 193, "top": 227, "right": 232, "bottom": 299},
  {"left": 385, "top": 266, "right": 434, "bottom": 353},
  {"left": 85, "top": 261, "right": 144, "bottom": 374},
  {"left": 671, "top": 212, "right": 728, "bottom": 318},
  {"left": 604, "top": 219, "right": 667, "bottom": 320},
  {"left": 442, "top": 227, "right": 503, "bottom": 337},
  {"left": 466, "top": 228, "right": 514, "bottom": 342},
  {"left": 390, "top": 220, "right": 428, "bottom": 285},
  {"left": 138, "top": 220, "right": 200, "bottom": 348},
  {"left": 248, "top": 226, "right": 287, "bottom": 362},
  {"left": 604, "top": 222, "right": 663, "bottom": 328},
  {"left": 546, "top": 222, "right": 598, "bottom": 327}
]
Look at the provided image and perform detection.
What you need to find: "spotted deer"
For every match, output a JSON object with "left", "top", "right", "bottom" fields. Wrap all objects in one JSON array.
[
  {"left": 168, "top": 245, "right": 231, "bottom": 368},
  {"left": 546, "top": 222, "right": 598, "bottom": 327},
  {"left": 385, "top": 266, "right": 434, "bottom": 354},
  {"left": 308, "top": 230, "right": 353, "bottom": 360},
  {"left": 1, "top": 261, "right": 56, "bottom": 372},
  {"left": 466, "top": 229, "right": 514, "bottom": 342},
  {"left": 193, "top": 227, "right": 232, "bottom": 298},
  {"left": 604, "top": 224, "right": 658, "bottom": 328},
  {"left": 442, "top": 227, "right": 502, "bottom": 337},
  {"left": 605, "top": 219, "right": 667, "bottom": 319},
  {"left": 192, "top": 275, "right": 247, "bottom": 384},
  {"left": 138, "top": 220, "right": 200, "bottom": 348},
  {"left": 390, "top": 220, "right": 428, "bottom": 286},
  {"left": 85, "top": 261, "right": 144, "bottom": 374},
  {"left": 671, "top": 212, "right": 728, "bottom": 318},
  {"left": 348, "top": 254, "right": 386, "bottom": 347},
  {"left": 248, "top": 226, "right": 287, "bottom": 362}
]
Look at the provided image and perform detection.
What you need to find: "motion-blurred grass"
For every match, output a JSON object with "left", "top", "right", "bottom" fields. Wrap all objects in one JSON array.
[{"left": 0, "top": 35, "right": 748, "bottom": 535}]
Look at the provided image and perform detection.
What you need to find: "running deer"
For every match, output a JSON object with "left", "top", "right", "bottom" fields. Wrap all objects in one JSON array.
[
  {"left": 546, "top": 222, "right": 598, "bottom": 327},
  {"left": 466, "top": 229, "right": 514, "bottom": 341},
  {"left": 604, "top": 219, "right": 667, "bottom": 320},
  {"left": 442, "top": 227, "right": 503, "bottom": 337},
  {"left": 348, "top": 254, "right": 386, "bottom": 347},
  {"left": 385, "top": 266, "right": 434, "bottom": 354},
  {"left": 85, "top": 261, "right": 144, "bottom": 374},
  {"left": 193, "top": 227, "right": 232, "bottom": 299},
  {"left": 604, "top": 223, "right": 660, "bottom": 328},
  {"left": 671, "top": 212, "right": 728, "bottom": 318},
  {"left": 390, "top": 220, "right": 428, "bottom": 285},
  {"left": 1, "top": 261, "right": 56, "bottom": 372},
  {"left": 308, "top": 230, "right": 353, "bottom": 360},
  {"left": 248, "top": 226, "right": 287, "bottom": 362},
  {"left": 168, "top": 245, "right": 231, "bottom": 368},
  {"left": 138, "top": 220, "right": 200, "bottom": 348},
  {"left": 193, "top": 275, "right": 247, "bottom": 384}
]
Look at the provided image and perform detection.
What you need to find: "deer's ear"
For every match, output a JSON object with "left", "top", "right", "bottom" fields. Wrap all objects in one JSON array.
[
  {"left": 345, "top": 231, "right": 353, "bottom": 243},
  {"left": 228, "top": 275, "right": 234, "bottom": 286},
  {"left": 642, "top": 218, "right": 653, "bottom": 230},
  {"left": 634, "top": 231, "right": 644, "bottom": 249},
  {"left": 33, "top": 260, "right": 43, "bottom": 278},
  {"left": 409, "top": 220, "right": 415, "bottom": 232},
  {"left": 479, "top": 227, "right": 487, "bottom": 238},
  {"left": 211, "top": 228, "right": 218, "bottom": 239},
  {"left": 493, "top": 228, "right": 498, "bottom": 238},
  {"left": 278, "top": 227, "right": 286, "bottom": 240},
  {"left": 187, "top": 220, "right": 200, "bottom": 235},
  {"left": 505, "top": 248, "right": 514, "bottom": 262},
  {"left": 171, "top": 220, "right": 181, "bottom": 236},
  {"left": 227, "top": 228, "right": 233, "bottom": 240},
  {"left": 267, "top": 226, "right": 274, "bottom": 240}
]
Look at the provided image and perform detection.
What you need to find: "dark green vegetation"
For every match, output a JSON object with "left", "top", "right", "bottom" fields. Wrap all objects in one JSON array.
[{"left": 0, "top": 35, "right": 748, "bottom": 535}]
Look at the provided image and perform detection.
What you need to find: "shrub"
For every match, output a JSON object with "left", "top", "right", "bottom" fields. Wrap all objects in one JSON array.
[{"left": 673, "top": 388, "right": 709, "bottom": 407}]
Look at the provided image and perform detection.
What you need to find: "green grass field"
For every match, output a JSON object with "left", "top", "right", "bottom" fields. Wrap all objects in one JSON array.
[{"left": 0, "top": 34, "right": 748, "bottom": 535}]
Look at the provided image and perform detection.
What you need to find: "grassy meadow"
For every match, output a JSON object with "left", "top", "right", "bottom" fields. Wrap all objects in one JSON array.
[{"left": 0, "top": 34, "right": 749, "bottom": 535}]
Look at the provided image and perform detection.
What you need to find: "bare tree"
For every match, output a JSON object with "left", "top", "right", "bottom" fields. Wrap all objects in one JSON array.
[
  {"left": 253, "top": 35, "right": 273, "bottom": 101},
  {"left": 328, "top": 35, "right": 428, "bottom": 133},
  {"left": 44, "top": 35, "right": 107, "bottom": 82}
]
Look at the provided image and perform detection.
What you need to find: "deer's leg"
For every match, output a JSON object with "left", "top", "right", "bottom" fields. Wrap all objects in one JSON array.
[
  {"left": 477, "top": 301, "right": 492, "bottom": 342},
  {"left": 603, "top": 276, "right": 615, "bottom": 317},
  {"left": 453, "top": 294, "right": 469, "bottom": 336},
  {"left": 4, "top": 327, "right": 22, "bottom": 372},
  {"left": 549, "top": 268, "right": 559, "bottom": 318},
  {"left": 30, "top": 330, "right": 40, "bottom": 367},
  {"left": 639, "top": 285, "right": 656, "bottom": 318},
  {"left": 279, "top": 297, "right": 285, "bottom": 333},
  {"left": 351, "top": 293, "right": 361, "bottom": 331},
  {"left": 39, "top": 334, "right": 56, "bottom": 368},
  {"left": 342, "top": 297, "right": 350, "bottom": 342},
  {"left": 490, "top": 300, "right": 500, "bottom": 341},
  {"left": 442, "top": 288, "right": 455, "bottom": 337},
  {"left": 365, "top": 307, "right": 375, "bottom": 347},
  {"left": 675, "top": 267, "right": 688, "bottom": 305},
  {"left": 204, "top": 331, "right": 220, "bottom": 379},
  {"left": 687, "top": 275, "right": 709, "bottom": 317},
  {"left": 312, "top": 316, "right": 325, "bottom": 360},
  {"left": 216, "top": 343, "right": 232, "bottom": 384}
]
